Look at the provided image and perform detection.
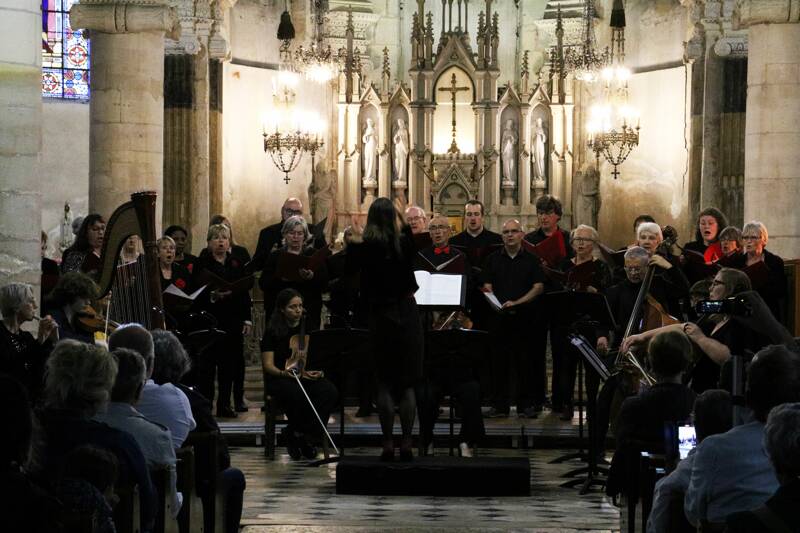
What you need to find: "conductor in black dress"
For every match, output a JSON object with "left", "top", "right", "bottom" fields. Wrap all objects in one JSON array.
[{"left": 347, "top": 197, "right": 423, "bottom": 460}]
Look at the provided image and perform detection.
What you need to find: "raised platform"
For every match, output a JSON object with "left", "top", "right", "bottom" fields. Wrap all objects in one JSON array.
[{"left": 335, "top": 455, "right": 531, "bottom": 496}]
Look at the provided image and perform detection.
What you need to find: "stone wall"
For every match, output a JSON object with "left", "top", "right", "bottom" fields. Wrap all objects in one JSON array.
[{"left": 40, "top": 100, "right": 90, "bottom": 251}]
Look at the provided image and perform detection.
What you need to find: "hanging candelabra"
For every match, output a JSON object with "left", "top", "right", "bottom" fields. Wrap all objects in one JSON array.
[
  {"left": 293, "top": 0, "right": 340, "bottom": 84},
  {"left": 586, "top": 0, "right": 640, "bottom": 178},
  {"left": 564, "top": 0, "right": 609, "bottom": 83}
]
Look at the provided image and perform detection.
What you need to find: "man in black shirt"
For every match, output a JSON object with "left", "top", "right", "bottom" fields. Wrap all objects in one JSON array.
[
  {"left": 482, "top": 219, "right": 545, "bottom": 418},
  {"left": 251, "top": 198, "right": 326, "bottom": 272}
]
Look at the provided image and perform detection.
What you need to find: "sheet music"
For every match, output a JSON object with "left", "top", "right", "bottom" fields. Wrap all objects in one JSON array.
[
  {"left": 413, "top": 271, "right": 465, "bottom": 306},
  {"left": 482, "top": 291, "right": 503, "bottom": 311},
  {"left": 163, "top": 283, "right": 207, "bottom": 300}
]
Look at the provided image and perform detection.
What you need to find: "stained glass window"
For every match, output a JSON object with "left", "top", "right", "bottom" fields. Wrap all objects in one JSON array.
[{"left": 42, "top": 0, "right": 90, "bottom": 100}]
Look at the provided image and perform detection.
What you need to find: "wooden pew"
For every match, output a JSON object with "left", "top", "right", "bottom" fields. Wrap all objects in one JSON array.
[
  {"left": 184, "top": 431, "right": 226, "bottom": 533},
  {"left": 113, "top": 482, "right": 141, "bottom": 533},
  {"left": 176, "top": 447, "right": 205, "bottom": 533},
  {"left": 149, "top": 465, "right": 179, "bottom": 533}
]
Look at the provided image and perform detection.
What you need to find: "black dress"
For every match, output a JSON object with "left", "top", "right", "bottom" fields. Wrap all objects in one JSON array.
[
  {"left": 160, "top": 262, "right": 195, "bottom": 331},
  {"left": 173, "top": 252, "right": 198, "bottom": 275},
  {"left": 346, "top": 225, "right": 423, "bottom": 390},
  {"left": 260, "top": 325, "right": 338, "bottom": 437},
  {"left": 0, "top": 323, "right": 52, "bottom": 400}
]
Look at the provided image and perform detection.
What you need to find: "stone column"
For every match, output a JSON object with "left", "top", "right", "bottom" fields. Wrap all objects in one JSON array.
[
  {"left": 70, "top": 1, "right": 176, "bottom": 221},
  {"left": 735, "top": 0, "right": 800, "bottom": 257},
  {"left": 699, "top": 37, "right": 725, "bottom": 210},
  {"left": 0, "top": 0, "right": 42, "bottom": 290},
  {"left": 190, "top": 47, "right": 210, "bottom": 244}
]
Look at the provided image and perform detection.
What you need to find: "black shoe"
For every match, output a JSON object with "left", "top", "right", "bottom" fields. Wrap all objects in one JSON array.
[
  {"left": 235, "top": 403, "right": 248, "bottom": 413},
  {"left": 399, "top": 448, "right": 413, "bottom": 461},
  {"left": 355, "top": 406, "right": 373, "bottom": 418},
  {"left": 485, "top": 407, "right": 509, "bottom": 418},
  {"left": 282, "top": 427, "right": 302, "bottom": 460},
  {"left": 380, "top": 448, "right": 395, "bottom": 462},
  {"left": 300, "top": 437, "right": 317, "bottom": 459},
  {"left": 559, "top": 406, "right": 574, "bottom": 421},
  {"left": 216, "top": 407, "right": 238, "bottom": 418},
  {"left": 521, "top": 407, "right": 540, "bottom": 419}
]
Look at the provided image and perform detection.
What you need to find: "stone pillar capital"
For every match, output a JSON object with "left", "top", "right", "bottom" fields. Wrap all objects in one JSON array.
[
  {"left": 70, "top": 1, "right": 177, "bottom": 35},
  {"left": 733, "top": 0, "right": 800, "bottom": 29}
]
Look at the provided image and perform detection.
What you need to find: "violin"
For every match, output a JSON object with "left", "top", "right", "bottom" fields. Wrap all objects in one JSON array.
[
  {"left": 76, "top": 305, "right": 120, "bottom": 334},
  {"left": 285, "top": 313, "right": 323, "bottom": 380},
  {"left": 432, "top": 310, "right": 473, "bottom": 330}
]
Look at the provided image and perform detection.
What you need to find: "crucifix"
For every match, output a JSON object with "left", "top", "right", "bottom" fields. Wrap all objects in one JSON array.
[{"left": 438, "top": 72, "right": 470, "bottom": 154}]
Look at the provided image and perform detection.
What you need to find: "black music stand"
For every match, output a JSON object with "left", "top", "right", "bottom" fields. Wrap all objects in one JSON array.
[
  {"left": 305, "top": 327, "right": 371, "bottom": 466},
  {"left": 422, "top": 329, "right": 490, "bottom": 456},
  {"left": 542, "top": 290, "right": 615, "bottom": 493}
]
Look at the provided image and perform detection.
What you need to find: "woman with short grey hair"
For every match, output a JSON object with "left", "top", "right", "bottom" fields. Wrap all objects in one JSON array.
[
  {"left": 259, "top": 214, "right": 328, "bottom": 332},
  {"left": 38, "top": 339, "right": 157, "bottom": 530},
  {"left": 728, "top": 219, "right": 786, "bottom": 320},
  {"left": 151, "top": 329, "right": 192, "bottom": 385},
  {"left": 0, "top": 282, "right": 57, "bottom": 396}
]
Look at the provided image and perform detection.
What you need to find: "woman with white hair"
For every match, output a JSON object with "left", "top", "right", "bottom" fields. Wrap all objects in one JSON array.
[
  {"left": 37, "top": 339, "right": 156, "bottom": 531},
  {"left": 634, "top": 221, "right": 690, "bottom": 318},
  {"left": 260, "top": 215, "right": 329, "bottom": 332},
  {"left": 728, "top": 220, "right": 787, "bottom": 320},
  {"left": 0, "top": 283, "right": 57, "bottom": 396},
  {"left": 195, "top": 223, "right": 254, "bottom": 418}
]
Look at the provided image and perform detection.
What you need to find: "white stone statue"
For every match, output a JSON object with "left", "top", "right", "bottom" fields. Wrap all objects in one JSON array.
[
  {"left": 532, "top": 117, "right": 547, "bottom": 180},
  {"left": 501, "top": 119, "right": 517, "bottom": 183},
  {"left": 575, "top": 165, "right": 602, "bottom": 229},
  {"left": 393, "top": 118, "right": 409, "bottom": 182},
  {"left": 362, "top": 117, "right": 377, "bottom": 183}
]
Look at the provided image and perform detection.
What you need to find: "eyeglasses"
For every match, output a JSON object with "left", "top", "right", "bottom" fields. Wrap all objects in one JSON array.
[
  {"left": 741, "top": 235, "right": 760, "bottom": 241},
  {"left": 624, "top": 266, "right": 644, "bottom": 273},
  {"left": 710, "top": 279, "right": 725, "bottom": 287},
  {"left": 429, "top": 225, "right": 449, "bottom": 231},
  {"left": 407, "top": 216, "right": 424, "bottom": 223},
  {"left": 572, "top": 237, "right": 594, "bottom": 244},
  {"left": 283, "top": 208, "right": 303, "bottom": 217},
  {"left": 502, "top": 229, "right": 522, "bottom": 235}
]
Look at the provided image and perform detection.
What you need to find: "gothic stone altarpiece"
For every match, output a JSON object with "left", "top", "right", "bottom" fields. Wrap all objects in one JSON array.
[{"left": 330, "top": 0, "right": 578, "bottom": 232}]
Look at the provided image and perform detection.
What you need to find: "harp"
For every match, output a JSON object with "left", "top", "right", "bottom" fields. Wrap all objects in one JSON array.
[{"left": 95, "top": 191, "right": 165, "bottom": 330}]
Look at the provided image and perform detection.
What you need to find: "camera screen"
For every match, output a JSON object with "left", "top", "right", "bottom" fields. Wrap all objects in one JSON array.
[{"left": 678, "top": 425, "right": 697, "bottom": 460}]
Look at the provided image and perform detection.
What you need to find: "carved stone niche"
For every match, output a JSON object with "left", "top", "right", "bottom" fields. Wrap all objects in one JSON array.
[{"left": 431, "top": 155, "right": 479, "bottom": 216}]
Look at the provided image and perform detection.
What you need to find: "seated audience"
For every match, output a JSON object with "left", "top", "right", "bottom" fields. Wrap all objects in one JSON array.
[
  {"left": 46, "top": 271, "right": 98, "bottom": 344},
  {"left": 725, "top": 402, "right": 800, "bottom": 532},
  {"left": 647, "top": 389, "right": 733, "bottom": 533},
  {"left": 94, "top": 348, "right": 181, "bottom": 519},
  {"left": 607, "top": 330, "right": 697, "bottom": 498},
  {"left": 684, "top": 344, "right": 800, "bottom": 527},
  {"left": 0, "top": 282, "right": 57, "bottom": 399},
  {"left": 53, "top": 445, "right": 119, "bottom": 533},
  {"left": 151, "top": 329, "right": 246, "bottom": 533},
  {"left": 37, "top": 339, "right": 155, "bottom": 531},
  {"left": 0, "top": 374, "right": 63, "bottom": 533},
  {"left": 109, "top": 324, "right": 196, "bottom": 448}
]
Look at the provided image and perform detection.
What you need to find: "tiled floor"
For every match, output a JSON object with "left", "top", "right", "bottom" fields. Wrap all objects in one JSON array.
[{"left": 234, "top": 446, "right": 620, "bottom": 532}]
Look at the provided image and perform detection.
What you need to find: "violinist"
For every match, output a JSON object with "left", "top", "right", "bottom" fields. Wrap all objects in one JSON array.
[
  {"left": 261, "top": 289, "right": 338, "bottom": 460},
  {"left": 164, "top": 225, "right": 198, "bottom": 274},
  {"left": 726, "top": 221, "right": 787, "bottom": 320},
  {"left": 260, "top": 216, "right": 329, "bottom": 332},
  {"left": 60, "top": 214, "right": 106, "bottom": 279},
  {"left": 195, "top": 223, "right": 253, "bottom": 418},
  {"left": 46, "top": 271, "right": 99, "bottom": 344},
  {"left": 635, "top": 222, "right": 689, "bottom": 317},
  {"left": 621, "top": 268, "right": 769, "bottom": 394},
  {"left": 551, "top": 225, "right": 612, "bottom": 420},
  {"left": 681, "top": 207, "right": 728, "bottom": 284},
  {"left": 0, "top": 282, "right": 58, "bottom": 398}
]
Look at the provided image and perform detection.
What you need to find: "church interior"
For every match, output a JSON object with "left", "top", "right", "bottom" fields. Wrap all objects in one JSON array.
[{"left": 2, "top": 0, "right": 800, "bottom": 532}]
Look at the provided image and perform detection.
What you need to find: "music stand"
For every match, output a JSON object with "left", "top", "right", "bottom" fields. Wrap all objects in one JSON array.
[
  {"left": 542, "top": 290, "right": 616, "bottom": 494},
  {"left": 422, "top": 329, "right": 490, "bottom": 456},
  {"left": 305, "top": 327, "right": 371, "bottom": 466}
]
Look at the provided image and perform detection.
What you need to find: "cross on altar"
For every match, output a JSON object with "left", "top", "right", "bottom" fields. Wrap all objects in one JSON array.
[{"left": 438, "top": 72, "right": 470, "bottom": 154}]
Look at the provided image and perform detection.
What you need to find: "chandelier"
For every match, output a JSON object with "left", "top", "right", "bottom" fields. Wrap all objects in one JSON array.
[
  {"left": 586, "top": 1, "right": 639, "bottom": 179},
  {"left": 564, "top": 0, "right": 609, "bottom": 83},
  {"left": 293, "top": 0, "right": 340, "bottom": 84},
  {"left": 263, "top": 71, "right": 325, "bottom": 183}
]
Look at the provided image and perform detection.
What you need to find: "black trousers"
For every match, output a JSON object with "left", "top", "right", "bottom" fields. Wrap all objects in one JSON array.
[
  {"left": 491, "top": 310, "right": 542, "bottom": 412},
  {"left": 265, "top": 376, "right": 338, "bottom": 438},
  {"left": 197, "top": 328, "right": 243, "bottom": 410},
  {"left": 417, "top": 379, "right": 485, "bottom": 446}
]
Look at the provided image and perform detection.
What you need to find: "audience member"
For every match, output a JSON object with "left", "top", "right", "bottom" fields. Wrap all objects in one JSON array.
[
  {"left": 109, "top": 325, "right": 196, "bottom": 448},
  {"left": 607, "top": 330, "right": 697, "bottom": 497},
  {"left": 37, "top": 339, "right": 155, "bottom": 531},
  {"left": 0, "top": 375, "right": 63, "bottom": 533},
  {"left": 95, "top": 348, "right": 181, "bottom": 519},
  {"left": 647, "top": 389, "right": 733, "bottom": 533},
  {"left": 725, "top": 402, "right": 800, "bottom": 532},
  {"left": 151, "top": 329, "right": 246, "bottom": 533},
  {"left": 54, "top": 445, "right": 119, "bottom": 533},
  {"left": 684, "top": 344, "right": 800, "bottom": 527}
]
